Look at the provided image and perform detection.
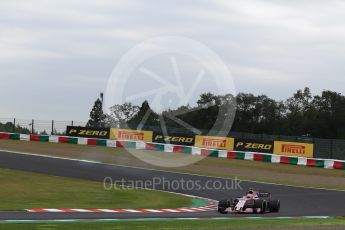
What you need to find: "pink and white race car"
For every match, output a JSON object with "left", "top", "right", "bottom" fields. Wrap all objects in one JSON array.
[{"left": 218, "top": 189, "right": 280, "bottom": 214}]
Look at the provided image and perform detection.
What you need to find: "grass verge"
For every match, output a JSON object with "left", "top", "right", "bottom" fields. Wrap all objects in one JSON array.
[
  {"left": 0, "top": 168, "right": 191, "bottom": 211},
  {"left": 0, "top": 217, "right": 345, "bottom": 230},
  {"left": 1, "top": 139, "right": 345, "bottom": 190}
]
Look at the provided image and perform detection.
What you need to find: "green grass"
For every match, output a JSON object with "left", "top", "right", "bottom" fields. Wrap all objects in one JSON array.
[
  {"left": 0, "top": 168, "right": 191, "bottom": 211},
  {"left": 1, "top": 218, "right": 345, "bottom": 229},
  {"left": 192, "top": 155, "right": 345, "bottom": 177},
  {"left": 1, "top": 139, "right": 345, "bottom": 190}
]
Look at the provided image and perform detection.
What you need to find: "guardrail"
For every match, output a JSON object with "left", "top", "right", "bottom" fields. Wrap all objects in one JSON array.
[
  {"left": 1, "top": 118, "right": 345, "bottom": 160},
  {"left": 0, "top": 132, "right": 344, "bottom": 171}
]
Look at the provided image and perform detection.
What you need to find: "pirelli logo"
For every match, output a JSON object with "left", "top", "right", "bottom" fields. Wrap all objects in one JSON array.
[
  {"left": 118, "top": 131, "right": 144, "bottom": 141},
  {"left": 195, "top": 135, "right": 234, "bottom": 150},
  {"left": 281, "top": 144, "right": 305, "bottom": 154},
  {"left": 110, "top": 128, "right": 153, "bottom": 142},
  {"left": 274, "top": 141, "right": 314, "bottom": 158},
  {"left": 202, "top": 138, "right": 226, "bottom": 148}
]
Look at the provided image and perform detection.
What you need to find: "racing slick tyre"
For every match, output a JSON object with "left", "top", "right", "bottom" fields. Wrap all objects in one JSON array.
[
  {"left": 218, "top": 200, "right": 229, "bottom": 214},
  {"left": 229, "top": 198, "right": 238, "bottom": 209},
  {"left": 269, "top": 200, "right": 280, "bottom": 213},
  {"left": 253, "top": 199, "right": 267, "bottom": 214}
]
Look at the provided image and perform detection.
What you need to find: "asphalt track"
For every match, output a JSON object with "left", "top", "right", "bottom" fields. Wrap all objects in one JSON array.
[{"left": 0, "top": 150, "right": 344, "bottom": 220}]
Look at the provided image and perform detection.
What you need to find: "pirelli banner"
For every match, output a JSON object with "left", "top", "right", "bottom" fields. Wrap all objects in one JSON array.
[
  {"left": 234, "top": 139, "right": 274, "bottom": 153},
  {"left": 153, "top": 132, "right": 195, "bottom": 146},
  {"left": 195, "top": 135, "right": 234, "bottom": 150},
  {"left": 110, "top": 128, "right": 153, "bottom": 142},
  {"left": 274, "top": 141, "right": 314, "bottom": 158},
  {"left": 66, "top": 126, "right": 110, "bottom": 139}
]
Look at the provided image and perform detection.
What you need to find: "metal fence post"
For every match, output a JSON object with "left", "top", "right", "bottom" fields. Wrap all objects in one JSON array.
[
  {"left": 51, "top": 120, "right": 54, "bottom": 135},
  {"left": 330, "top": 139, "right": 334, "bottom": 159},
  {"left": 31, "top": 119, "right": 34, "bottom": 134}
]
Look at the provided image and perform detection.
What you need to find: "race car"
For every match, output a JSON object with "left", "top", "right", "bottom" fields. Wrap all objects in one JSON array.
[{"left": 218, "top": 189, "right": 280, "bottom": 214}]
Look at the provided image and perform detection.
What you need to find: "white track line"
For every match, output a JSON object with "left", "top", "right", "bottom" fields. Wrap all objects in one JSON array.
[{"left": 0, "top": 148, "right": 344, "bottom": 192}]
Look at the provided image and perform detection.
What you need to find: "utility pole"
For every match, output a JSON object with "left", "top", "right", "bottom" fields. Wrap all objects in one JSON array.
[
  {"left": 51, "top": 120, "right": 54, "bottom": 135},
  {"left": 31, "top": 119, "right": 34, "bottom": 134},
  {"left": 100, "top": 92, "right": 104, "bottom": 103}
]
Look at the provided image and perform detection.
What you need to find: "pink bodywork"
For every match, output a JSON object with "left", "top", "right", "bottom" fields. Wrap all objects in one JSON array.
[{"left": 226, "top": 190, "right": 263, "bottom": 213}]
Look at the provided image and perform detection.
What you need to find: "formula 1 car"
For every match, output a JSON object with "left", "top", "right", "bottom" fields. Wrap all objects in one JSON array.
[{"left": 218, "top": 189, "right": 280, "bottom": 214}]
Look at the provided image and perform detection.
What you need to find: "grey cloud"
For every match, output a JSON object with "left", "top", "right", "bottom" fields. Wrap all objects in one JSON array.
[{"left": 1, "top": 0, "right": 345, "bottom": 120}]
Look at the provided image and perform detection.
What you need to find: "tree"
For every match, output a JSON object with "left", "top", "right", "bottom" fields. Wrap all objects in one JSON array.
[
  {"left": 127, "top": 101, "right": 159, "bottom": 130},
  {"left": 101, "top": 87, "right": 345, "bottom": 140},
  {"left": 284, "top": 87, "right": 312, "bottom": 135},
  {"left": 250, "top": 95, "right": 282, "bottom": 134},
  {"left": 106, "top": 102, "right": 139, "bottom": 128},
  {"left": 0, "top": 122, "right": 30, "bottom": 134},
  {"left": 86, "top": 98, "right": 106, "bottom": 128},
  {"left": 162, "top": 92, "right": 222, "bottom": 133},
  {"left": 159, "top": 93, "right": 236, "bottom": 135},
  {"left": 195, "top": 92, "right": 222, "bottom": 131},
  {"left": 232, "top": 93, "right": 258, "bottom": 133},
  {"left": 311, "top": 90, "right": 345, "bottom": 138}
]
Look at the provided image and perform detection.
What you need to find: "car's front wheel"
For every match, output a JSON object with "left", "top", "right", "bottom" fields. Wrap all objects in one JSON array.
[{"left": 218, "top": 200, "right": 229, "bottom": 214}]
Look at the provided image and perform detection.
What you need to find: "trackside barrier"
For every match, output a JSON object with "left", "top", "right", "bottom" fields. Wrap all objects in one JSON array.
[{"left": 0, "top": 132, "right": 344, "bottom": 171}]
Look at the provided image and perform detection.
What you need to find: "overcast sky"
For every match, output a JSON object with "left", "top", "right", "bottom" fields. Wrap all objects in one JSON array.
[{"left": 1, "top": 0, "right": 345, "bottom": 121}]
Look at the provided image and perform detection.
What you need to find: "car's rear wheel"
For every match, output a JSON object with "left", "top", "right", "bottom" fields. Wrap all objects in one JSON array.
[
  {"left": 218, "top": 200, "right": 229, "bottom": 214},
  {"left": 269, "top": 200, "right": 280, "bottom": 212}
]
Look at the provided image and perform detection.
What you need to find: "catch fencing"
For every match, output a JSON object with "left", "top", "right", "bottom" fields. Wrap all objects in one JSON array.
[
  {"left": 0, "top": 118, "right": 344, "bottom": 160},
  {"left": 228, "top": 131, "right": 345, "bottom": 160},
  {"left": 0, "top": 118, "right": 86, "bottom": 135}
]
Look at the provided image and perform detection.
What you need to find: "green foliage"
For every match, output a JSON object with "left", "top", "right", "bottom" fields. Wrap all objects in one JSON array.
[
  {"left": 127, "top": 100, "right": 160, "bottom": 130},
  {"left": 0, "top": 122, "right": 30, "bottom": 134},
  {"left": 107, "top": 102, "right": 139, "bottom": 128},
  {"left": 233, "top": 87, "right": 345, "bottom": 138},
  {"left": 108, "top": 87, "right": 345, "bottom": 139},
  {"left": 86, "top": 98, "right": 106, "bottom": 128}
]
